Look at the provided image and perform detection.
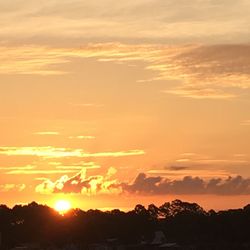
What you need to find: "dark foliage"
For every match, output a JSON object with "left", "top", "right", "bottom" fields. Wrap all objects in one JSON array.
[{"left": 0, "top": 200, "right": 250, "bottom": 249}]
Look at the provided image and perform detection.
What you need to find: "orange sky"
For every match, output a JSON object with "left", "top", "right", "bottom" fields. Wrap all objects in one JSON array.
[{"left": 0, "top": 0, "right": 250, "bottom": 211}]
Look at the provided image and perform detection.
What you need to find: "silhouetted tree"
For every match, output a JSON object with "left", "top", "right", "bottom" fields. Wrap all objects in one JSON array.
[{"left": 0, "top": 200, "right": 249, "bottom": 249}]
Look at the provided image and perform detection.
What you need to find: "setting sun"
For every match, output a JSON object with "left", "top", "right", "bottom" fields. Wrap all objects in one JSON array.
[{"left": 54, "top": 200, "right": 71, "bottom": 214}]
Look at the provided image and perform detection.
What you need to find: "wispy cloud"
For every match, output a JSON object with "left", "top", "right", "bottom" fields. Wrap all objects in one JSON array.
[
  {"left": 173, "top": 153, "right": 249, "bottom": 167},
  {"left": 147, "top": 169, "right": 231, "bottom": 179},
  {"left": 0, "top": 165, "right": 35, "bottom": 170},
  {"left": 1, "top": 0, "right": 250, "bottom": 44},
  {"left": 6, "top": 169, "right": 78, "bottom": 175},
  {"left": 0, "top": 184, "right": 25, "bottom": 192},
  {"left": 240, "top": 120, "right": 250, "bottom": 126},
  {"left": 1, "top": 162, "right": 100, "bottom": 175},
  {"left": 1, "top": 43, "right": 250, "bottom": 98},
  {"left": 68, "top": 135, "right": 95, "bottom": 140},
  {"left": 55, "top": 162, "right": 101, "bottom": 170},
  {"left": 167, "top": 166, "right": 188, "bottom": 171},
  {"left": 0, "top": 146, "right": 145, "bottom": 158},
  {"left": 33, "top": 131, "right": 60, "bottom": 135},
  {"left": 163, "top": 88, "right": 236, "bottom": 99},
  {"left": 55, "top": 166, "right": 84, "bottom": 170}
]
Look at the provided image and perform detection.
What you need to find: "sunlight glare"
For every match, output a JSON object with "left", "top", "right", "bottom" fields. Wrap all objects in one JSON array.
[{"left": 54, "top": 200, "right": 71, "bottom": 215}]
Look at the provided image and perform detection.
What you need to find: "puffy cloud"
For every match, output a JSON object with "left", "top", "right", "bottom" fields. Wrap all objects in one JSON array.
[
  {"left": 121, "top": 173, "right": 250, "bottom": 195},
  {"left": 36, "top": 167, "right": 121, "bottom": 195},
  {"left": 36, "top": 170, "right": 250, "bottom": 196},
  {"left": 121, "top": 173, "right": 162, "bottom": 195}
]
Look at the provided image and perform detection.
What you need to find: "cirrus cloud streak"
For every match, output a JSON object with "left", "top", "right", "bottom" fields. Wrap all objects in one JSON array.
[
  {"left": 1, "top": 43, "right": 250, "bottom": 98},
  {"left": 0, "top": 146, "right": 145, "bottom": 158}
]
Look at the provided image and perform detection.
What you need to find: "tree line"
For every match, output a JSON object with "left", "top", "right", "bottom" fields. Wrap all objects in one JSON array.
[{"left": 0, "top": 199, "right": 250, "bottom": 249}]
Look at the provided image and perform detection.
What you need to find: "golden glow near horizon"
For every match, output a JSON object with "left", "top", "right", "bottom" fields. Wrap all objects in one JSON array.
[{"left": 0, "top": 0, "right": 250, "bottom": 211}]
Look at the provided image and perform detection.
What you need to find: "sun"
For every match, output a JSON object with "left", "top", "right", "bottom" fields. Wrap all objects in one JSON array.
[{"left": 54, "top": 200, "right": 71, "bottom": 215}]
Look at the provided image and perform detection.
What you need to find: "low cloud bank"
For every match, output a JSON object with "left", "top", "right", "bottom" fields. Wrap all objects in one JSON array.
[{"left": 36, "top": 171, "right": 250, "bottom": 196}]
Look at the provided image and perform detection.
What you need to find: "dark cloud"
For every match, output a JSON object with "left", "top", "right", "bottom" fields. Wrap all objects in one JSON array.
[
  {"left": 163, "top": 44, "right": 250, "bottom": 98},
  {"left": 167, "top": 166, "right": 189, "bottom": 171},
  {"left": 177, "top": 44, "right": 250, "bottom": 77},
  {"left": 120, "top": 173, "right": 162, "bottom": 195},
  {"left": 121, "top": 173, "right": 250, "bottom": 195}
]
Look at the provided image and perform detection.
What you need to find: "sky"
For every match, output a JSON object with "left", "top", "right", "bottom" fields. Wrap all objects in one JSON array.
[{"left": 0, "top": 0, "right": 250, "bottom": 211}]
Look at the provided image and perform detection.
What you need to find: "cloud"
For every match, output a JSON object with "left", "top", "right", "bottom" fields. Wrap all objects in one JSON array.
[
  {"left": 167, "top": 166, "right": 189, "bottom": 171},
  {"left": 163, "top": 88, "right": 236, "bottom": 99},
  {"left": 55, "top": 162, "right": 101, "bottom": 170},
  {"left": 173, "top": 153, "right": 249, "bottom": 167},
  {"left": 121, "top": 173, "right": 250, "bottom": 195},
  {"left": 0, "top": 184, "right": 25, "bottom": 192},
  {"left": 1, "top": 43, "right": 250, "bottom": 98},
  {"left": 2, "top": 160, "right": 101, "bottom": 176},
  {"left": 55, "top": 166, "right": 90, "bottom": 170},
  {"left": 0, "top": 165, "right": 35, "bottom": 170},
  {"left": 241, "top": 120, "right": 250, "bottom": 126},
  {"left": 36, "top": 167, "right": 120, "bottom": 195},
  {"left": 147, "top": 169, "right": 231, "bottom": 179},
  {"left": 6, "top": 170, "right": 79, "bottom": 175},
  {"left": 33, "top": 131, "right": 60, "bottom": 135},
  {"left": 163, "top": 44, "right": 250, "bottom": 97},
  {"left": 36, "top": 170, "right": 250, "bottom": 196},
  {"left": 0, "top": 0, "right": 250, "bottom": 44},
  {"left": 68, "top": 135, "right": 95, "bottom": 139},
  {"left": 0, "top": 146, "right": 145, "bottom": 158}
]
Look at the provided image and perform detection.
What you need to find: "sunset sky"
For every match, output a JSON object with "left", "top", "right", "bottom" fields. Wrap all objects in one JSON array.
[{"left": 1, "top": 0, "right": 250, "bottom": 211}]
